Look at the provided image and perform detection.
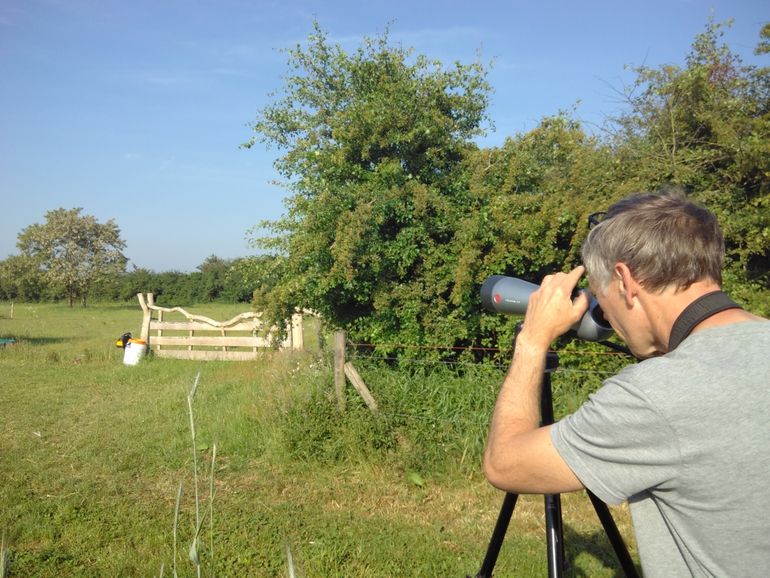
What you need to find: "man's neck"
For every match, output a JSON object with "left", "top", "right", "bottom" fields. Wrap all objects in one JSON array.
[
  {"left": 640, "top": 281, "right": 723, "bottom": 352},
  {"left": 651, "top": 282, "right": 760, "bottom": 350}
]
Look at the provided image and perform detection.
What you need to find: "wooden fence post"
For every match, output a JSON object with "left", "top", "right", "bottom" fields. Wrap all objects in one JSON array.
[
  {"left": 343, "top": 362, "right": 378, "bottom": 413},
  {"left": 334, "top": 330, "right": 346, "bottom": 412},
  {"left": 138, "top": 293, "right": 151, "bottom": 342},
  {"left": 291, "top": 313, "right": 304, "bottom": 351}
]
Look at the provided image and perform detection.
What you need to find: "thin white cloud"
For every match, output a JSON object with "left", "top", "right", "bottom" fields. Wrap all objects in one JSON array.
[
  {"left": 210, "top": 67, "right": 252, "bottom": 78},
  {"left": 393, "top": 25, "right": 489, "bottom": 44},
  {"left": 112, "top": 68, "right": 205, "bottom": 90},
  {"left": 320, "top": 24, "right": 488, "bottom": 50}
]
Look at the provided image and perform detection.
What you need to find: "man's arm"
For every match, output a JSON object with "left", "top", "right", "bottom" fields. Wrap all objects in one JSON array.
[{"left": 483, "top": 267, "right": 588, "bottom": 495}]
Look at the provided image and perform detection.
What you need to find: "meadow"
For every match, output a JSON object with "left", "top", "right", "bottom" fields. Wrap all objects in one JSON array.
[{"left": 0, "top": 301, "right": 639, "bottom": 577}]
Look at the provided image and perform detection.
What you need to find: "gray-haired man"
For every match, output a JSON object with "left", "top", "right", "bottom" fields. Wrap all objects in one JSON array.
[{"left": 484, "top": 191, "right": 770, "bottom": 576}]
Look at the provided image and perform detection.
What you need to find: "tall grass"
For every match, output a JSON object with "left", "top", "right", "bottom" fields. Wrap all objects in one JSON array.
[
  {"left": 176, "top": 370, "right": 219, "bottom": 578},
  {"left": 279, "top": 359, "right": 502, "bottom": 477},
  {"left": 0, "top": 301, "right": 639, "bottom": 576},
  {"left": 1, "top": 530, "right": 8, "bottom": 578}
]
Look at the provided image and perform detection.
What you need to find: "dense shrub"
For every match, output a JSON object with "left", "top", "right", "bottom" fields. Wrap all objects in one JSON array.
[{"left": 243, "top": 19, "right": 770, "bottom": 355}]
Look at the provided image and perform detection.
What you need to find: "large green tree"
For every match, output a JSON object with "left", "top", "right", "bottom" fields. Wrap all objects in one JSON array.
[
  {"left": 17, "top": 208, "right": 127, "bottom": 307},
  {"left": 610, "top": 20, "right": 770, "bottom": 310},
  {"left": 242, "top": 19, "right": 769, "bottom": 355},
  {"left": 243, "top": 22, "right": 492, "bottom": 348}
]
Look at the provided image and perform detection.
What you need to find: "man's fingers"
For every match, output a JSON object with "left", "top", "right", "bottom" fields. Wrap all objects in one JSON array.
[
  {"left": 540, "top": 267, "right": 585, "bottom": 299},
  {"left": 573, "top": 289, "right": 591, "bottom": 312},
  {"left": 567, "top": 265, "right": 586, "bottom": 284}
]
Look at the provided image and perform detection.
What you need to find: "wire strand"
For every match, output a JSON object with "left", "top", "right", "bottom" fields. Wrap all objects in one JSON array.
[{"left": 346, "top": 340, "right": 631, "bottom": 357}]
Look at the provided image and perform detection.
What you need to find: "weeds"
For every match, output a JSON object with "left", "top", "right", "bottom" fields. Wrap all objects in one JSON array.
[
  {"left": 1, "top": 530, "right": 9, "bottom": 578},
  {"left": 172, "top": 482, "right": 183, "bottom": 578},
  {"left": 170, "top": 371, "right": 218, "bottom": 578},
  {"left": 280, "top": 360, "right": 504, "bottom": 476},
  {"left": 186, "top": 371, "right": 202, "bottom": 577}
]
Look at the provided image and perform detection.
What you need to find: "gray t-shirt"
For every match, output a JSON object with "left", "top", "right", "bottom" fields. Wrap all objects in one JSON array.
[{"left": 551, "top": 320, "right": 770, "bottom": 577}]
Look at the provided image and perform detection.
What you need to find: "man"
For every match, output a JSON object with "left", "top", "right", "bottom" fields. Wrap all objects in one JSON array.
[{"left": 483, "top": 191, "right": 770, "bottom": 576}]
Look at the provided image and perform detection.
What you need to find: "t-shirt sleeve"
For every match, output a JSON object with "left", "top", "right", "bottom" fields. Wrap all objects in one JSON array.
[{"left": 550, "top": 372, "right": 681, "bottom": 505}]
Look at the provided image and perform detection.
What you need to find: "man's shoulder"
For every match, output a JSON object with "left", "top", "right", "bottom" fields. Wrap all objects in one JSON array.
[
  {"left": 676, "top": 319, "right": 770, "bottom": 354},
  {"left": 601, "top": 320, "right": 770, "bottom": 399}
]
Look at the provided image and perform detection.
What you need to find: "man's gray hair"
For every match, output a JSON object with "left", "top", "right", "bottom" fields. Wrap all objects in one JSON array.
[{"left": 582, "top": 190, "right": 725, "bottom": 294}]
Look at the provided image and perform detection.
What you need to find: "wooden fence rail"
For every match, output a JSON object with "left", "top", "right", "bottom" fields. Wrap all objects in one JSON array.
[{"left": 137, "top": 293, "right": 304, "bottom": 361}]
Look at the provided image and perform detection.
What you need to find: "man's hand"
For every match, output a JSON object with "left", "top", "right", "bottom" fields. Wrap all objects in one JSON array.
[
  {"left": 483, "top": 266, "right": 588, "bottom": 495},
  {"left": 518, "top": 266, "right": 590, "bottom": 350}
]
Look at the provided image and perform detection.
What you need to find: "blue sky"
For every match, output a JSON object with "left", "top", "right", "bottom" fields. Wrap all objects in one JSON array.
[{"left": 1, "top": 0, "right": 767, "bottom": 272}]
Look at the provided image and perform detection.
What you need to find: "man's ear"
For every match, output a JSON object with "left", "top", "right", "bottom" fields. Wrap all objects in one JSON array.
[{"left": 613, "top": 263, "right": 637, "bottom": 307}]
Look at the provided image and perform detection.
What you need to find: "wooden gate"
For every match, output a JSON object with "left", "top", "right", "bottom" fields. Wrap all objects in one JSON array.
[{"left": 137, "top": 293, "right": 303, "bottom": 361}]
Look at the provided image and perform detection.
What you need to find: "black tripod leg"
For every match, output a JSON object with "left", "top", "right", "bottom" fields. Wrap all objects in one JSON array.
[
  {"left": 542, "top": 356, "right": 565, "bottom": 576},
  {"left": 475, "top": 492, "right": 519, "bottom": 578},
  {"left": 586, "top": 491, "right": 639, "bottom": 578},
  {"left": 544, "top": 493, "right": 565, "bottom": 577},
  {"left": 475, "top": 350, "right": 567, "bottom": 577}
]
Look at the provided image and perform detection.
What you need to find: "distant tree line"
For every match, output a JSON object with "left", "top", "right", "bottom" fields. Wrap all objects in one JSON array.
[
  {"left": 90, "top": 255, "right": 258, "bottom": 304},
  {"left": 0, "top": 242, "right": 257, "bottom": 305},
  {"left": 0, "top": 205, "right": 264, "bottom": 306}
]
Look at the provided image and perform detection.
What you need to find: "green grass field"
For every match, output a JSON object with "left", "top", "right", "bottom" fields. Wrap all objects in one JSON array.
[{"left": 0, "top": 301, "right": 638, "bottom": 577}]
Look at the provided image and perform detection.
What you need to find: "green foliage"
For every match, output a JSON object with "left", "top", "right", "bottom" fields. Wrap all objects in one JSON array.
[
  {"left": 81, "top": 256, "right": 256, "bottom": 305},
  {"left": 243, "top": 21, "right": 493, "bottom": 351},
  {"left": 610, "top": 20, "right": 770, "bottom": 312},
  {"left": 455, "top": 115, "right": 622, "bottom": 304},
  {"left": 757, "top": 23, "right": 770, "bottom": 56},
  {"left": 280, "top": 359, "right": 505, "bottom": 476},
  {"left": 13, "top": 208, "right": 127, "bottom": 307},
  {"left": 1, "top": 303, "right": 637, "bottom": 577},
  {"left": 0, "top": 254, "right": 47, "bottom": 301},
  {"left": 282, "top": 375, "right": 396, "bottom": 463},
  {"left": 1, "top": 212, "right": 255, "bottom": 306},
  {"left": 245, "top": 19, "right": 769, "bottom": 349},
  {"left": 231, "top": 253, "right": 289, "bottom": 312}
]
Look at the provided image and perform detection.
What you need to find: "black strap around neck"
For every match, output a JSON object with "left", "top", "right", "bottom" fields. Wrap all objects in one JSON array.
[{"left": 668, "top": 291, "right": 742, "bottom": 351}]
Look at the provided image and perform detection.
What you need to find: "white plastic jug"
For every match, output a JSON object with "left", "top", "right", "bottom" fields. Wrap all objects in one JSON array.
[{"left": 123, "top": 339, "right": 147, "bottom": 365}]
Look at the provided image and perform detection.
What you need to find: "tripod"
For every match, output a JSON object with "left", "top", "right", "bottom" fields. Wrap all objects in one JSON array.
[{"left": 474, "top": 351, "right": 639, "bottom": 578}]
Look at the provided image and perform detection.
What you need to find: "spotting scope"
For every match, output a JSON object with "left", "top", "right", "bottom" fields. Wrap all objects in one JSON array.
[{"left": 480, "top": 275, "right": 613, "bottom": 342}]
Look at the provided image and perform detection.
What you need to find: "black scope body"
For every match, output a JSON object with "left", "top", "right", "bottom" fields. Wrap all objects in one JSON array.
[{"left": 480, "top": 275, "right": 613, "bottom": 342}]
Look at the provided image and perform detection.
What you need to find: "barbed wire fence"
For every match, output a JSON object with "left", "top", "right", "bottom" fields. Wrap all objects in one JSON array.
[{"left": 326, "top": 331, "right": 635, "bottom": 431}]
